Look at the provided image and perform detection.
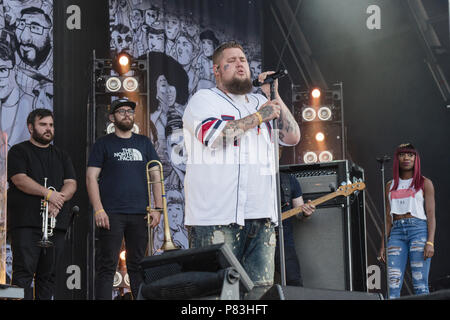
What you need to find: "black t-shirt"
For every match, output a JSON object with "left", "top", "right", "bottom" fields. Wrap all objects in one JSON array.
[
  {"left": 280, "top": 173, "right": 303, "bottom": 212},
  {"left": 87, "top": 133, "right": 159, "bottom": 214},
  {"left": 7, "top": 141, "right": 77, "bottom": 231}
]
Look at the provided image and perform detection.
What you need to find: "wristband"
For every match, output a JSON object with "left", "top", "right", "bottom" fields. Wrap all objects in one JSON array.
[
  {"left": 95, "top": 209, "right": 105, "bottom": 216},
  {"left": 426, "top": 241, "right": 434, "bottom": 247},
  {"left": 45, "top": 190, "right": 53, "bottom": 201},
  {"left": 255, "top": 112, "right": 263, "bottom": 125}
]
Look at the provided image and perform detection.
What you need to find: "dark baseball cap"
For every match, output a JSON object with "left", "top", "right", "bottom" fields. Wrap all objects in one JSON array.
[{"left": 110, "top": 98, "right": 136, "bottom": 114}]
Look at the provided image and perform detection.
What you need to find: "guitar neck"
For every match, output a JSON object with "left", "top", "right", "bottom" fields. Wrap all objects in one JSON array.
[{"left": 281, "top": 191, "right": 340, "bottom": 221}]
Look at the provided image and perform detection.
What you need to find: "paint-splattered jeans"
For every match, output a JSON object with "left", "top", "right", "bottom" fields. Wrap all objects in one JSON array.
[
  {"left": 188, "top": 219, "right": 277, "bottom": 286},
  {"left": 387, "top": 217, "right": 431, "bottom": 299}
]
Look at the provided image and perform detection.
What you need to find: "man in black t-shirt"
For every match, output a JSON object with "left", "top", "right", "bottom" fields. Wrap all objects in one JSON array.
[
  {"left": 7, "top": 108, "right": 77, "bottom": 300},
  {"left": 275, "top": 147, "right": 315, "bottom": 286},
  {"left": 86, "top": 97, "right": 162, "bottom": 300},
  {"left": 275, "top": 172, "right": 315, "bottom": 286}
]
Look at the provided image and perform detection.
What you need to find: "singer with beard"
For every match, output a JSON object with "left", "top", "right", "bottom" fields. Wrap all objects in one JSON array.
[
  {"left": 183, "top": 41, "right": 300, "bottom": 287},
  {"left": 86, "top": 98, "right": 162, "bottom": 300},
  {"left": 7, "top": 108, "right": 77, "bottom": 300}
]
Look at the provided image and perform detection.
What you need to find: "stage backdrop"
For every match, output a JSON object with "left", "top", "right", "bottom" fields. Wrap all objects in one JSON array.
[
  {"left": 108, "top": 0, "right": 262, "bottom": 252},
  {"left": 0, "top": 0, "right": 54, "bottom": 285}
]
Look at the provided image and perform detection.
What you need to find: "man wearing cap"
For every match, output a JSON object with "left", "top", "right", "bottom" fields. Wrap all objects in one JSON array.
[{"left": 86, "top": 97, "right": 162, "bottom": 300}]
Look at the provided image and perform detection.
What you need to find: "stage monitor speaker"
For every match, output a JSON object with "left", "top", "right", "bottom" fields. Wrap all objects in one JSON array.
[
  {"left": 137, "top": 243, "right": 254, "bottom": 300},
  {"left": 280, "top": 161, "right": 367, "bottom": 292},
  {"left": 260, "top": 284, "right": 383, "bottom": 300}
]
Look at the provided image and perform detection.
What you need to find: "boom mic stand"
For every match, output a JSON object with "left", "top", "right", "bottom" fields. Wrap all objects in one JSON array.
[{"left": 376, "top": 155, "right": 391, "bottom": 299}]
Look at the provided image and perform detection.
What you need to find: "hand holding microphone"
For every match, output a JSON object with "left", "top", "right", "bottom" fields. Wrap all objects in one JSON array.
[{"left": 253, "top": 70, "right": 288, "bottom": 99}]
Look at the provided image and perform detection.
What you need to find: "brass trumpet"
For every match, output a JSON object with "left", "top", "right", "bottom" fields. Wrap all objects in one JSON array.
[
  {"left": 146, "top": 160, "right": 178, "bottom": 255},
  {"left": 38, "top": 177, "right": 56, "bottom": 248}
]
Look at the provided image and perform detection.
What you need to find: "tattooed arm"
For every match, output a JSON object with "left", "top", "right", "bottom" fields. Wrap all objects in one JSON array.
[
  {"left": 256, "top": 71, "right": 300, "bottom": 145},
  {"left": 210, "top": 103, "right": 280, "bottom": 149},
  {"left": 276, "top": 98, "right": 300, "bottom": 146}
]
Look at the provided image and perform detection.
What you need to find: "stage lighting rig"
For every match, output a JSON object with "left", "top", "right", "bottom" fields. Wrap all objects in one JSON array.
[
  {"left": 292, "top": 83, "right": 344, "bottom": 164},
  {"left": 113, "top": 51, "right": 133, "bottom": 75},
  {"left": 94, "top": 52, "right": 147, "bottom": 95},
  {"left": 311, "top": 88, "right": 321, "bottom": 99}
]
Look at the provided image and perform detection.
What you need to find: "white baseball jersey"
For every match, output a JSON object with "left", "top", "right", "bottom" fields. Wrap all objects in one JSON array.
[{"left": 182, "top": 87, "right": 293, "bottom": 226}]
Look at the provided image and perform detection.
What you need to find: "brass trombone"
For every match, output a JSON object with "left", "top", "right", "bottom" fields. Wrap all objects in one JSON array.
[
  {"left": 146, "top": 160, "right": 179, "bottom": 255},
  {"left": 38, "top": 177, "right": 56, "bottom": 248}
]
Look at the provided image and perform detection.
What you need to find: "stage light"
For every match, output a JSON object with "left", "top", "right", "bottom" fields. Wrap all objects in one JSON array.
[
  {"left": 318, "top": 106, "right": 332, "bottom": 121},
  {"left": 315, "top": 132, "right": 325, "bottom": 142},
  {"left": 124, "top": 273, "right": 130, "bottom": 287},
  {"left": 319, "top": 151, "right": 333, "bottom": 162},
  {"left": 303, "top": 151, "right": 318, "bottom": 164},
  {"left": 120, "top": 250, "right": 126, "bottom": 261},
  {"left": 302, "top": 107, "right": 316, "bottom": 121},
  {"left": 311, "top": 88, "right": 321, "bottom": 99},
  {"left": 113, "top": 51, "right": 132, "bottom": 75},
  {"left": 119, "top": 55, "right": 129, "bottom": 67},
  {"left": 113, "top": 272, "right": 123, "bottom": 287},
  {"left": 123, "top": 77, "right": 139, "bottom": 92},
  {"left": 106, "top": 77, "right": 121, "bottom": 92}
]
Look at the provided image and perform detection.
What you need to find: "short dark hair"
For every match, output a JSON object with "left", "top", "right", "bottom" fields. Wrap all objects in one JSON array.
[
  {"left": 132, "top": 8, "right": 144, "bottom": 17},
  {"left": 200, "top": 30, "right": 219, "bottom": 48},
  {"left": 0, "top": 42, "right": 15, "bottom": 65},
  {"left": 112, "top": 23, "right": 130, "bottom": 34},
  {"left": 27, "top": 108, "right": 54, "bottom": 126},
  {"left": 212, "top": 41, "right": 244, "bottom": 65},
  {"left": 146, "top": 25, "right": 165, "bottom": 37},
  {"left": 20, "top": 7, "right": 52, "bottom": 27}
]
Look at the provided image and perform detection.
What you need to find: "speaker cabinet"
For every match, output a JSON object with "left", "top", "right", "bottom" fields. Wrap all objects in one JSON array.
[
  {"left": 280, "top": 160, "right": 367, "bottom": 292},
  {"left": 293, "top": 206, "right": 348, "bottom": 290}
]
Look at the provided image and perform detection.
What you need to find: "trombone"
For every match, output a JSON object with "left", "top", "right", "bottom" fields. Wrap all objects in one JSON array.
[
  {"left": 38, "top": 177, "right": 56, "bottom": 248},
  {"left": 146, "top": 160, "right": 179, "bottom": 255}
]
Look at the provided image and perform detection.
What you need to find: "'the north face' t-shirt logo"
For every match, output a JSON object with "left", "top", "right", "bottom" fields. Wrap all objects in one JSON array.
[{"left": 114, "top": 148, "right": 143, "bottom": 161}]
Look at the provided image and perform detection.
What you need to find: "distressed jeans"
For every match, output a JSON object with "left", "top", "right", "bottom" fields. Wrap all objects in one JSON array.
[
  {"left": 189, "top": 219, "right": 277, "bottom": 286},
  {"left": 387, "top": 217, "right": 431, "bottom": 299}
]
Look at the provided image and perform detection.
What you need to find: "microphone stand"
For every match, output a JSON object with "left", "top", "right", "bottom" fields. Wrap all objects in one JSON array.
[
  {"left": 270, "top": 80, "right": 286, "bottom": 286},
  {"left": 376, "top": 155, "right": 391, "bottom": 299}
]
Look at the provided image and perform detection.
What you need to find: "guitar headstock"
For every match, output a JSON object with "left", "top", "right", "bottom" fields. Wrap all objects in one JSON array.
[{"left": 336, "top": 180, "right": 366, "bottom": 196}]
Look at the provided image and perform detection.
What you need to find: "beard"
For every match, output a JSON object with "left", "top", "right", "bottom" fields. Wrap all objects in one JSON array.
[
  {"left": 19, "top": 37, "right": 52, "bottom": 68},
  {"left": 32, "top": 129, "right": 53, "bottom": 145},
  {"left": 224, "top": 76, "right": 253, "bottom": 95},
  {"left": 114, "top": 117, "right": 134, "bottom": 131}
]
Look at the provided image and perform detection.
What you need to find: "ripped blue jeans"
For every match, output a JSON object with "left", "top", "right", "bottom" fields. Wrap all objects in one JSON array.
[
  {"left": 188, "top": 219, "right": 276, "bottom": 286},
  {"left": 387, "top": 217, "right": 431, "bottom": 299}
]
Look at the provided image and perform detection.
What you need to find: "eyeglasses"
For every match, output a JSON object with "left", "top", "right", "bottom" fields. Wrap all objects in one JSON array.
[
  {"left": 16, "top": 20, "right": 51, "bottom": 35},
  {"left": 0, "top": 67, "right": 13, "bottom": 78},
  {"left": 115, "top": 109, "right": 135, "bottom": 115}
]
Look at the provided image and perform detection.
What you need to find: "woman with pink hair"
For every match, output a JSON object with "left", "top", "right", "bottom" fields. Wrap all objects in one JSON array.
[{"left": 379, "top": 143, "right": 436, "bottom": 299}]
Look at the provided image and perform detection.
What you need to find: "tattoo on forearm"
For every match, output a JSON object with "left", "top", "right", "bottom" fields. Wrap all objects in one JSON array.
[
  {"left": 278, "top": 109, "right": 299, "bottom": 141},
  {"left": 218, "top": 114, "right": 259, "bottom": 145},
  {"left": 258, "top": 105, "right": 273, "bottom": 120}
]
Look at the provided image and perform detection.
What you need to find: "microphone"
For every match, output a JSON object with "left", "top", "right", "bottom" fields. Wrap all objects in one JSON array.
[
  {"left": 252, "top": 69, "right": 288, "bottom": 87},
  {"left": 72, "top": 206, "right": 80, "bottom": 214}
]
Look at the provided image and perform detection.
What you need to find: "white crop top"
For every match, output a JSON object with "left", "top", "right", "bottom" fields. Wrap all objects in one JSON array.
[{"left": 389, "top": 178, "right": 427, "bottom": 220}]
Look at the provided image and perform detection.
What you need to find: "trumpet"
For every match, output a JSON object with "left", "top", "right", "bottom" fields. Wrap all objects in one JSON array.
[
  {"left": 146, "top": 160, "right": 179, "bottom": 255},
  {"left": 37, "top": 177, "right": 56, "bottom": 248}
]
